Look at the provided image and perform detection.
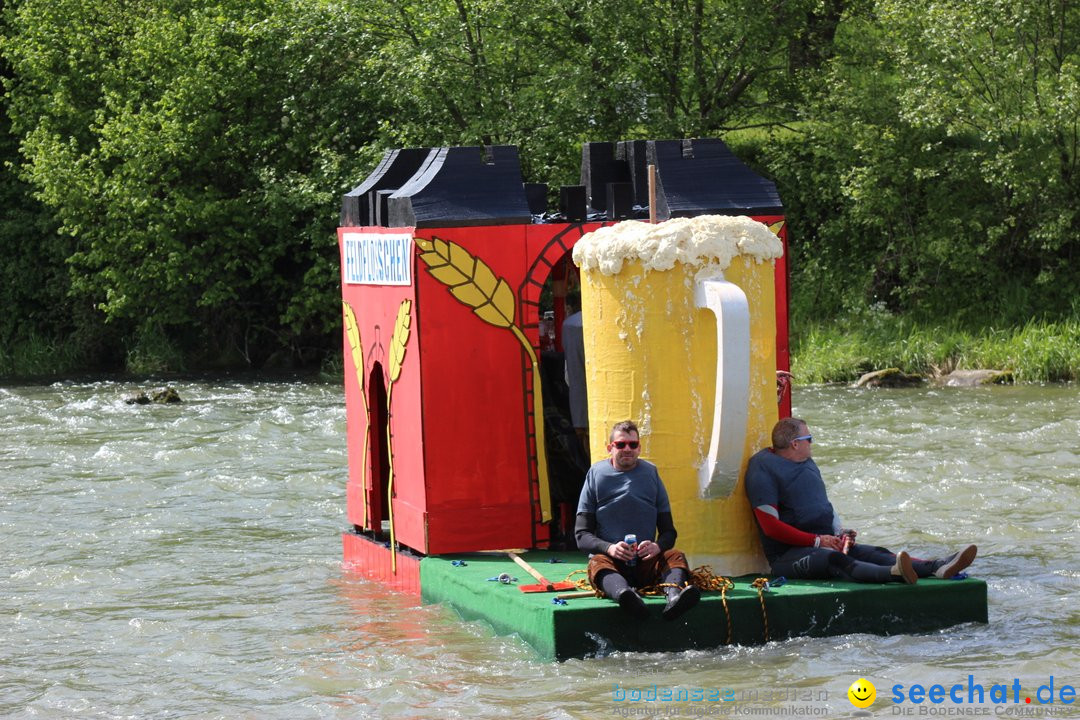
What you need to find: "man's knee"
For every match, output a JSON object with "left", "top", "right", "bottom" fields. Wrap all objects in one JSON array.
[
  {"left": 587, "top": 555, "right": 619, "bottom": 588},
  {"left": 824, "top": 550, "right": 857, "bottom": 574},
  {"left": 786, "top": 548, "right": 844, "bottom": 578},
  {"left": 662, "top": 549, "right": 689, "bottom": 570},
  {"left": 849, "top": 544, "right": 895, "bottom": 565}
]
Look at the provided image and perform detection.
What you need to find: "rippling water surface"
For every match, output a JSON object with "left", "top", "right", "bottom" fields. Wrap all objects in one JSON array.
[{"left": 2, "top": 381, "right": 1078, "bottom": 718}]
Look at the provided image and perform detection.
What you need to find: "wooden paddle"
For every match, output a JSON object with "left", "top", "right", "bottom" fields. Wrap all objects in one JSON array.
[{"left": 508, "top": 552, "right": 576, "bottom": 593}]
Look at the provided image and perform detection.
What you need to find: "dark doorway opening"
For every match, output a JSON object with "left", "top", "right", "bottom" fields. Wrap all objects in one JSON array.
[{"left": 367, "top": 362, "right": 390, "bottom": 539}]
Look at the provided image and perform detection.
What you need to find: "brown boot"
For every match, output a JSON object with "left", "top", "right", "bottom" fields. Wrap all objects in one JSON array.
[
  {"left": 933, "top": 545, "right": 977, "bottom": 579},
  {"left": 891, "top": 551, "right": 917, "bottom": 584}
]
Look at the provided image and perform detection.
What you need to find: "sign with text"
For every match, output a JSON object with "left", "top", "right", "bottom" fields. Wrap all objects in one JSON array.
[{"left": 342, "top": 232, "right": 413, "bottom": 286}]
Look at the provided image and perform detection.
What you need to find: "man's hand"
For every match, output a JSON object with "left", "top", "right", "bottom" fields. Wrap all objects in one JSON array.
[
  {"left": 776, "top": 370, "right": 793, "bottom": 404},
  {"left": 818, "top": 534, "right": 846, "bottom": 551},
  {"left": 636, "top": 539, "right": 660, "bottom": 561},
  {"left": 607, "top": 541, "right": 634, "bottom": 562},
  {"left": 607, "top": 539, "right": 660, "bottom": 562}
]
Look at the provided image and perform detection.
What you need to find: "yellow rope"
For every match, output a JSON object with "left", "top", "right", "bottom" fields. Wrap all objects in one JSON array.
[
  {"left": 691, "top": 565, "right": 734, "bottom": 644},
  {"left": 565, "top": 568, "right": 602, "bottom": 596},
  {"left": 636, "top": 582, "right": 679, "bottom": 596},
  {"left": 689, "top": 565, "right": 732, "bottom": 592},
  {"left": 750, "top": 577, "right": 771, "bottom": 642},
  {"left": 385, "top": 383, "right": 397, "bottom": 574},
  {"left": 566, "top": 569, "right": 690, "bottom": 599},
  {"left": 563, "top": 563, "right": 777, "bottom": 644},
  {"left": 385, "top": 299, "right": 412, "bottom": 575}
]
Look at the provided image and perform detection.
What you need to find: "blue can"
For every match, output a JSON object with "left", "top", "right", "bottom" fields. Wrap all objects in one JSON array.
[{"left": 624, "top": 534, "right": 638, "bottom": 567}]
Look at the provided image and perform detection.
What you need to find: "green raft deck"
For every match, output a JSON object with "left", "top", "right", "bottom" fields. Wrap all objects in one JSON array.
[{"left": 420, "top": 551, "right": 988, "bottom": 660}]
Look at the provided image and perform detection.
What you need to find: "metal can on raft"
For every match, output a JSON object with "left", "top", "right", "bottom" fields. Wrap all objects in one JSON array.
[{"left": 624, "top": 534, "right": 638, "bottom": 567}]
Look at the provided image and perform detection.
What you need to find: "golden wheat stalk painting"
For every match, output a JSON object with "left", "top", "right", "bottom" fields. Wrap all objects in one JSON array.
[
  {"left": 385, "top": 298, "right": 412, "bottom": 573},
  {"left": 415, "top": 237, "right": 552, "bottom": 523},
  {"left": 342, "top": 301, "right": 370, "bottom": 529}
]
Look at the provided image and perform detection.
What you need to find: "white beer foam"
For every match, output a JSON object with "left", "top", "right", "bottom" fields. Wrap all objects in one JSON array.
[{"left": 572, "top": 215, "right": 782, "bottom": 275}]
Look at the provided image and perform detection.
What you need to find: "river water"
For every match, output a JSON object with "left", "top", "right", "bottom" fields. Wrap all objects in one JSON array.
[{"left": 2, "top": 381, "right": 1078, "bottom": 719}]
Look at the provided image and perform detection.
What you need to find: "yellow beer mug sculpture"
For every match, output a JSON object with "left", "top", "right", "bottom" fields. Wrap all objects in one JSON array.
[{"left": 573, "top": 216, "right": 783, "bottom": 575}]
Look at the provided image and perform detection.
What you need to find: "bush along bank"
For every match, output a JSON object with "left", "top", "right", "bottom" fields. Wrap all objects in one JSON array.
[{"left": 790, "top": 306, "right": 1080, "bottom": 385}]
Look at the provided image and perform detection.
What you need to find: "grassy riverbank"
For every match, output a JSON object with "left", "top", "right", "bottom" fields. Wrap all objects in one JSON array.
[
  {"left": 0, "top": 333, "right": 86, "bottom": 380},
  {"left": 790, "top": 304, "right": 1080, "bottom": 384},
  {"left": 5, "top": 303, "right": 1079, "bottom": 385}
]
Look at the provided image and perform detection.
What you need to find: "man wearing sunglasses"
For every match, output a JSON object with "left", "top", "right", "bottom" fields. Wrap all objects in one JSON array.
[
  {"left": 745, "top": 417, "right": 977, "bottom": 584},
  {"left": 575, "top": 420, "right": 701, "bottom": 621}
]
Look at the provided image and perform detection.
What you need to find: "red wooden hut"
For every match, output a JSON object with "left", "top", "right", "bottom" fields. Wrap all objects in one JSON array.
[{"left": 337, "top": 139, "right": 788, "bottom": 593}]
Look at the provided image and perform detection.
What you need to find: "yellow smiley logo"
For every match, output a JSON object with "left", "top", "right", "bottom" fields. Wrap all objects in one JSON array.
[{"left": 847, "top": 678, "right": 876, "bottom": 708}]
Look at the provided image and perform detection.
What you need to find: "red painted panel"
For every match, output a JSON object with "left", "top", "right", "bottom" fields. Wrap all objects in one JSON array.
[
  {"left": 338, "top": 227, "right": 425, "bottom": 548},
  {"left": 341, "top": 531, "right": 421, "bottom": 596},
  {"left": 412, "top": 225, "right": 535, "bottom": 553},
  {"left": 753, "top": 214, "right": 792, "bottom": 419},
  {"left": 425, "top": 504, "right": 534, "bottom": 553}
]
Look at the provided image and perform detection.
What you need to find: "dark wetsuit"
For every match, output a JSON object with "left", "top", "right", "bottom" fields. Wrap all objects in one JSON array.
[{"left": 745, "top": 448, "right": 936, "bottom": 582}]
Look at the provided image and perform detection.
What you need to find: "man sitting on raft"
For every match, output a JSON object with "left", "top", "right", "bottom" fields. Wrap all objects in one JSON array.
[
  {"left": 746, "top": 417, "right": 977, "bottom": 584},
  {"left": 575, "top": 420, "right": 701, "bottom": 620}
]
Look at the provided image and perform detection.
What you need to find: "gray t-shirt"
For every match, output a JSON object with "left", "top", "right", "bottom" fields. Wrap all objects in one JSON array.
[{"left": 576, "top": 458, "right": 671, "bottom": 543}]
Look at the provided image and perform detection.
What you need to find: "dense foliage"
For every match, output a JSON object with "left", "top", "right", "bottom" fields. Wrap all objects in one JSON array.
[{"left": 1, "top": 0, "right": 1077, "bottom": 377}]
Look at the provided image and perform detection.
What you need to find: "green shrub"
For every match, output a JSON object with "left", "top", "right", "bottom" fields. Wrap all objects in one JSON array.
[
  {"left": 791, "top": 305, "right": 1080, "bottom": 384},
  {"left": 125, "top": 322, "right": 185, "bottom": 375}
]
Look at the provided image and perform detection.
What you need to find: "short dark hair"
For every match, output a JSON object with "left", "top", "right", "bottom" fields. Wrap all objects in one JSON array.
[
  {"left": 772, "top": 417, "right": 807, "bottom": 449},
  {"left": 609, "top": 420, "right": 639, "bottom": 442}
]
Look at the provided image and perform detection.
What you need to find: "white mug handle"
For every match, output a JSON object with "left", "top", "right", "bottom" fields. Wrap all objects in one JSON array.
[{"left": 694, "top": 276, "right": 750, "bottom": 498}]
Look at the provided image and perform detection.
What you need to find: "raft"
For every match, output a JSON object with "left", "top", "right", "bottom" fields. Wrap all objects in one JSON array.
[
  {"left": 336, "top": 141, "right": 989, "bottom": 660},
  {"left": 346, "top": 534, "right": 988, "bottom": 661}
]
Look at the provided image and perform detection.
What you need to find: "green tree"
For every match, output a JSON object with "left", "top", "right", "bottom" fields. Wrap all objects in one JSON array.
[
  {"left": 364, "top": 0, "right": 820, "bottom": 185},
  {"left": 362, "top": 0, "right": 591, "bottom": 184},
  {"left": 4, "top": 0, "right": 388, "bottom": 371},
  {"left": 881, "top": 0, "right": 1080, "bottom": 315},
  {"left": 760, "top": 0, "right": 1080, "bottom": 323},
  {"left": 0, "top": 0, "right": 100, "bottom": 375}
]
